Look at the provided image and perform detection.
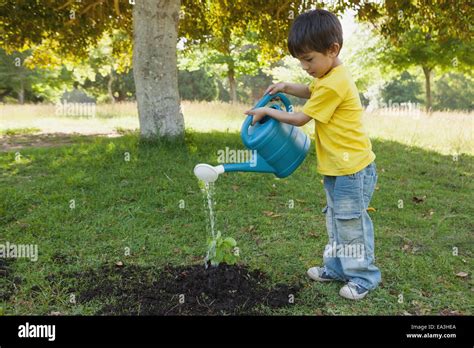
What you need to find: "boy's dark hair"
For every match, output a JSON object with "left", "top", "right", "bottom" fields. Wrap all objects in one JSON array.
[{"left": 288, "top": 9, "right": 343, "bottom": 58}]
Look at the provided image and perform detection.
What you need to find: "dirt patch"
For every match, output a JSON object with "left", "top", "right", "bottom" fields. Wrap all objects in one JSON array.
[
  {"left": 0, "top": 132, "right": 121, "bottom": 151},
  {"left": 57, "top": 263, "right": 306, "bottom": 315}
]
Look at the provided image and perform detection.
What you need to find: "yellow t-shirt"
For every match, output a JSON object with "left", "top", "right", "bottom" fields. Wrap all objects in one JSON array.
[{"left": 302, "top": 64, "right": 375, "bottom": 176}]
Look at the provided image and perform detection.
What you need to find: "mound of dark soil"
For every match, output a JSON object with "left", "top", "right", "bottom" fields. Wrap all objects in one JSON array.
[{"left": 62, "top": 263, "right": 303, "bottom": 315}]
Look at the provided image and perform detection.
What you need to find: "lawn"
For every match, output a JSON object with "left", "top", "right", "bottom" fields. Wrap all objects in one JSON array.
[{"left": 1, "top": 127, "right": 473, "bottom": 315}]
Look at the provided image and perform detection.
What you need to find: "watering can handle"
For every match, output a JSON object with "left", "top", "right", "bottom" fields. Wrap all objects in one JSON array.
[{"left": 243, "top": 93, "right": 293, "bottom": 134}]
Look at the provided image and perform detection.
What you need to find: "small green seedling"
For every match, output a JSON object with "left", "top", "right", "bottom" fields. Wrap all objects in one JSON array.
[{"left": 206, "top": 231, "right": 240, "bottom": 266}]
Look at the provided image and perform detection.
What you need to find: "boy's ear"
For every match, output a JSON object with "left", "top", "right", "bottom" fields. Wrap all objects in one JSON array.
[{"left": 327, "top": 43, "right": 341, "bottom": 57}]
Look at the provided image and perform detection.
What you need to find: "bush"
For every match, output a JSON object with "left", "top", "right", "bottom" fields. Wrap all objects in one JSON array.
[
  {"left": 433, "top": 73, "right": 474, "bottom": 111},
  {"left": 178, "top": 68, "right": 218, "bottom": 101},
  {"left": 381, "top": 71, "right": 423, "bottom": 105}
]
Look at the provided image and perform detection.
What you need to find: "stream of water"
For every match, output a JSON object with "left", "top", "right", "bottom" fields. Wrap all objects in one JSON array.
[{"left": 200, "top": 181, "right": 217, "bottom": 268}]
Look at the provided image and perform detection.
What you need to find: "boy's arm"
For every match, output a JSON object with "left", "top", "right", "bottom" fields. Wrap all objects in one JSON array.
[
  {"left": 265, "top": 82, "right": 311, "bottom": 99},
  {"left": 244, "top": 107, "right": 312, "bottom": 127},
  {"left": 283, "top": 83, "right": 312, "bottom": 99}
]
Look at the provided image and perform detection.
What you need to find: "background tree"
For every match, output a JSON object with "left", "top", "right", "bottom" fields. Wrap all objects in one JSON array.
[
  {"left": 376, "top": 27, "right": 470, "bottom": 111},
  {"left": 0, "top": 50, "right": 35, "bottom": 104},
  {"left": 132, "top": 0, "right": 184, "bottom": 139},
  {"left": 433, "top": 73, "right": 474, "bottom": 111},
  {"left": 180, "top": 0, "right": 315, "bottom": 103},
  {"left": 339, "top": 0, "right": 473, "bottom": 111},
  {"left": 380, "top": 71, "right": 423, "bottom": 105},
  {"left": 178, "top": 68, "right": 218, "bottom": 102},
  {"left": 0, "top": 48, "right": 74, "bottom": 103}
]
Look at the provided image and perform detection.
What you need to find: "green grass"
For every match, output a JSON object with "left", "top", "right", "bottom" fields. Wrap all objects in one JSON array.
[
  {"left": 1, "top": 131, "right": 473, "bottom": 315},
  {"left": 0, "top": 127, "right": 41, "bottom": 136}
]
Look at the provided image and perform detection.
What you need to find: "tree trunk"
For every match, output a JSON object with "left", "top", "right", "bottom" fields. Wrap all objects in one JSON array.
[
  {"left": 18, "top": 80, "right": 25, "bottom": 104},
  {"left": 422, "top": 66, "right": 432, "bottom": 113},
  {"left": 227, "top": 58, "right": 237, "bottom": 103},
  {"left": 132, "top": 0, "right": 184, "bottom": 140},
  {"left": 107, "top": 70, "right": 115, "bottom": 103}
]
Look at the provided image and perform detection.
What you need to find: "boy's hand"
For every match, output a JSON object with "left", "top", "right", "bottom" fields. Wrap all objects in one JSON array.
[
  {"left": 244, "top": 107, "right": 269, "bottom": 126},
  {"left": 264, "top": 82, "right": 287, "bottom": 95}
]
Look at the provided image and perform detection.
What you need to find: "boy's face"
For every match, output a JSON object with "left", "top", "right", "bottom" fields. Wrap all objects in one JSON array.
[{"left": 297, "top": 50, "right": 337, "bottom": 78}]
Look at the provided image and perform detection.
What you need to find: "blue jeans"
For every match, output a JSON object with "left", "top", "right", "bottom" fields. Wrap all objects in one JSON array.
[{"left": 321, "top": 162, "right": 381, "bottom": 290}]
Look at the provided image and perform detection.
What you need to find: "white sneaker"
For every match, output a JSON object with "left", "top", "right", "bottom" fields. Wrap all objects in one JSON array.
[
  {"left": 307, "top": 266, "right": 335, "bottom": 282},
  {"left": 339, "top": 282, "right": 369, "bottom": 300}
]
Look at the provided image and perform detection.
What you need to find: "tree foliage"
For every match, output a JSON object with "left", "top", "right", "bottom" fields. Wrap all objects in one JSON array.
[
  {"left": 433, "top": 73, "right": 474, "bottom": 111},
  {"left": 381, "top": 71, "right": 423, "bottom": 105},
  {"left": 338, "top": 0, "right": 473, "bottom": 110},
  {"left": 0, "top": 0, "right": 133, "bottom": 61}
]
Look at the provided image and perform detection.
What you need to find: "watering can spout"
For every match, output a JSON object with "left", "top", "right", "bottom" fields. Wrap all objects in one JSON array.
[{"left": 193, "top": 154, "right": 274, "bottom": 183}]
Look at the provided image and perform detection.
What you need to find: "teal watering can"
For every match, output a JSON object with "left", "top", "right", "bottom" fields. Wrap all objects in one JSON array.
[{"left": 194, "top": 93, "right": 311, "bottom": 182}]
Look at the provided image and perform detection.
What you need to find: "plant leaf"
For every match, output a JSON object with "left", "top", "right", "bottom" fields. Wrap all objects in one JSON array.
[{"left": 223, "top": 237, "right": 237, "bottom": 247}]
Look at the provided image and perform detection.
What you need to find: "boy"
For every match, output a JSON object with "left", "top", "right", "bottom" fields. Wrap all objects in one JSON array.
[{"left": 244, "top": 9, "right": 381, "bottom": 300}]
